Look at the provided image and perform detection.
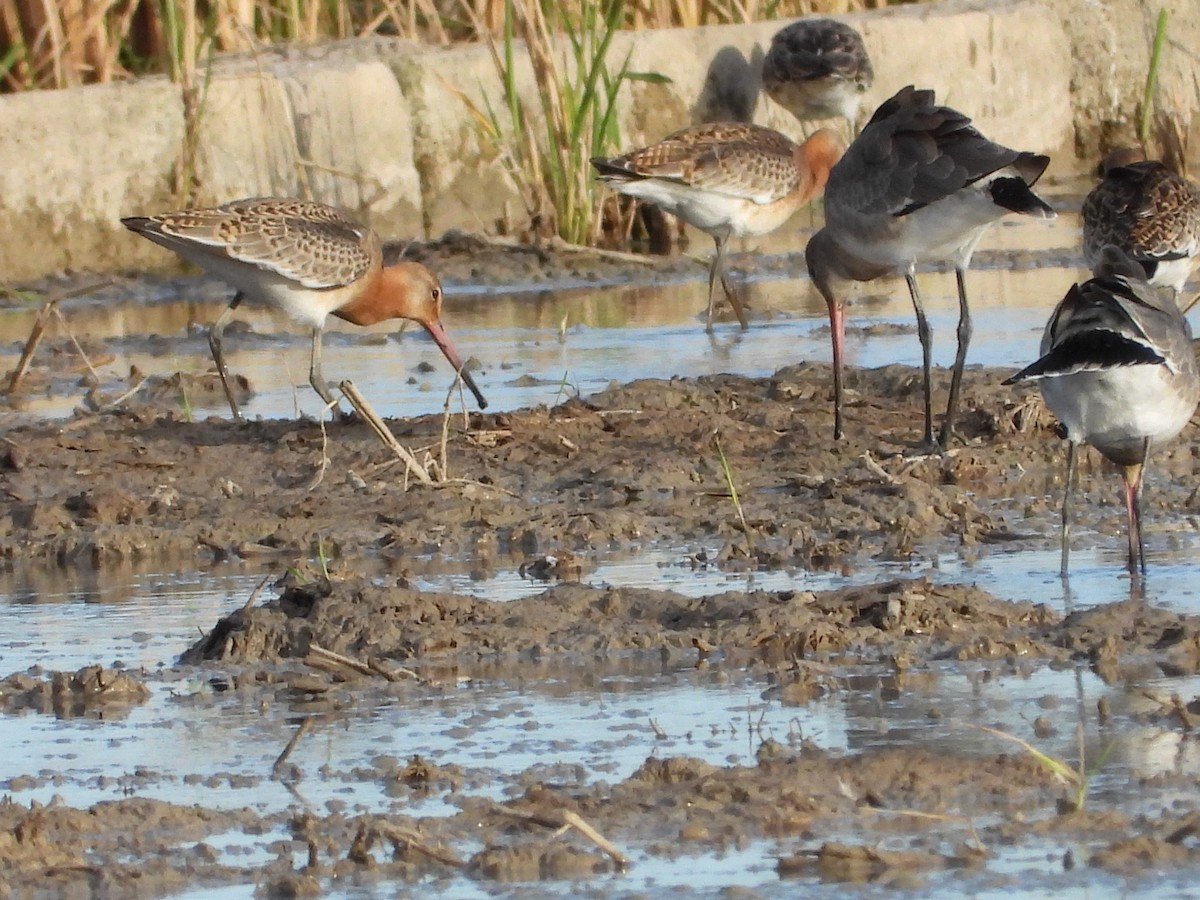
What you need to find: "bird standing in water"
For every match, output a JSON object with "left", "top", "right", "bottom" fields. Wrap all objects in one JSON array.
[
  {"left": 1003, "top": 246, "right": 1199, "bottom": 576},
  {"left": 805, "top": 85, "right": 1055, "bottom": 449},
  {"left": 123, "top": 198, "right": 487, "bottom": 420},
  {"left": 593, "top": 123, "right": 843, "bottom": 333}
]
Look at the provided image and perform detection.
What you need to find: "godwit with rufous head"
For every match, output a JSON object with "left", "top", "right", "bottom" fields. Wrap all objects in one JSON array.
[
  {"left": 122, "top": 198, "right": 487, "bottom": 421},
  {"left": 1082, "top": 155, "right": 1200, "bottom": 295},
  {"left": 1003, "top": 246, "right": 1199, "bottom": 577},
  {"left": 592, "top": 124, "right": 843, "bottom": 333},
  {"left": 761, "top": 18, "right": 874, "bottom": 137},
  {"left": 805, "top": 85, "right": 1055, "bottom": 449}
]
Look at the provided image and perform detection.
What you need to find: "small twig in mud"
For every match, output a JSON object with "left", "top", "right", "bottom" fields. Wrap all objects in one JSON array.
[
  {"left": 493, "top": 804, "right": 630, "bottom": 868},
  {"left": 60, "top": 377, "right": 151, "bottom": 431},
  {"left": 875, "top": 809, "right": 988, "bottom": 854},
  {"left": 860, "top": 451, "right": 900, "bottom": 485},
  {"left": 240, "top": 574, "right": 273, "bottom": 611},
  {"left": 301, "top": 411, "right": 332, "bottom": 491},
  {"left": 306, "top": 642, "right": 424, "bottom": 683},
  {"left": 352, "top": 820, "right": 467, "bottom": 869},
  {"left": 714, "top": 432, "right": 755, "bottom": 557},
  {"left": 339, "top": 380, "right": 432, "bottom": 486},
  {"left": 273, "top": 715, "right": 314, "bottom": 777},
  {"left": 438, "top": 376, "right": 467, "bottom": 481},
  {"left": 378, "top": 822, "right": 468, "bottom": 868},
  {"left": 7, "top": 280, "right": 112, "bottom": 395}
]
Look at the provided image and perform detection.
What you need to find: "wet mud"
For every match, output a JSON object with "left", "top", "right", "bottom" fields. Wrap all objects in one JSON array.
[{"left": 3, "top": 239, "right": 1200, "bottom": 896}]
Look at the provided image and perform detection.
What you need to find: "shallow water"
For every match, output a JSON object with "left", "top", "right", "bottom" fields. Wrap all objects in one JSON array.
[
  {"left": 5, "top": 190, "right": 1200, "bottom": 895},
  {"left": 0, "top": 206, "right": 1097, "bottom": 423}
]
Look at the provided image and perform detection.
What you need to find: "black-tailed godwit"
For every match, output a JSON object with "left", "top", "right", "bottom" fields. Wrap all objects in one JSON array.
[
  {"left": 1003, "top": 246, "right": 1199, "bottom": 576},
  {"left": 805, "top": 85, "right": 1055, "bottom": 448},
  {"left": 123, "top": 198, "right": 487, "bottom": 421},
  {"left": 761, "top": 18, "right": 874, "bottom": 135},
  {"left": 593, "top": 124, "right": 843, "bottom": 332},
  {"left": 1082, "top": 156, "right": 1200, "bottom": 295}
]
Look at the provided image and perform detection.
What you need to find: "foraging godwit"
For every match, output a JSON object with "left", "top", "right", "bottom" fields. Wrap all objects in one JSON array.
[
  {"left": 1003, "top": 246, "right": 1199, "bottom": 576},
  {"left": 1082, "top": 156, "right": 1200, "bottom": 294},
  {"left": 122, "top": 198, "right": 487, "bottom": 421},
  {"left": 761, "top": 18, "right": 874, "bottom": 134},
  {"left": 592, "top": 124, "right": 843, "bottom": 332},
  {"left": 805, "top": 85, "right": 1055, "bottom": 448}
]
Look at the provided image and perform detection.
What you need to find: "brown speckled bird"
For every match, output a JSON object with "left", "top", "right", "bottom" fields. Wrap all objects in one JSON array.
[
  {"left": 762, "top": 18, "right": 874, "bottom": 133},
  {"left": 592, "top": 124, "right": 843, "bottom": 332},
  {"left": 1081, "top": 158, "right": 1200, "bottom": 293},
  {"left": 123, "top": 198, "right": 486, "bottom": 420}
]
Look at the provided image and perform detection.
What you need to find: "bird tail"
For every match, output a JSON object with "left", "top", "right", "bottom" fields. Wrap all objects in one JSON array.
[
  {"left": 989, "top": 176, "right": 1054, "bottom": 218},
  {"left": 1002, "top": 332, "right": 1166, "bottom": 385}
]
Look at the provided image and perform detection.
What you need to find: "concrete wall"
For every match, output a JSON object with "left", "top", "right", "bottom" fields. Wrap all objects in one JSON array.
[{"left": 0, "top": 0, "right": 1194, "bottom": 283}]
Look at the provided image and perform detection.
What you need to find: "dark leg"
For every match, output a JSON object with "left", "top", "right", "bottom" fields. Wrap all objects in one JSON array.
[
  {"left": 939, "top": 266, "right": 974, "bottom": 448},
  {"left": 1059, "top": 440, "right": 1077, "bottom": 580},
  {"left": 903, "top": 271, "right": 935, "bottom": 448},
  {"left": 208, "top": 292, "right": 245, "bottom": 422}
]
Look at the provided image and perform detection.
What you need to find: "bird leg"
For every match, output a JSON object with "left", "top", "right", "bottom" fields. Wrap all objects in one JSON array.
[
  {"left": 308, "top": 327, "right": 342, "bottom": 414},
  {"left": 903, "top": 272, "right": 936, "bottom": 449},
  {"left": 827, "top": 296, "right": 846, "bottom": 440},
  {"left": 1124, "top": 451, "right": 1148, "bottom": 576},
  {"left": 939, "top": 267, "right": 974, "bottom": 448},
  {"left": 1059, "top": 440, "right": 1077, "bottom": 580},
  {"left": 208, "top": 292, "right": 246, "bottom": 422},
  {"left": 706, "top": 232, "right": 749, "bottom": 333}
]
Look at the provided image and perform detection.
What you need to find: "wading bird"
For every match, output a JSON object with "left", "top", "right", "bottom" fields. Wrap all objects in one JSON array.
[
  {"left": 123, "top": 198, "right": 487, "bottom": 420},
  {"left": 593, "top": 124, "right": 843, "bottom": 333},
  {"left": 1002, "top": 246, "right": 1199, "bottom": 576},
  {"left": 1082, "top": 155, "right": 1200, "bottom": 295},
  {"left": 805, "top": 85, "right": 1054, "bottom": 449},
  {"left": 761, "top": 18, "right": 874, "bottom": 136}
]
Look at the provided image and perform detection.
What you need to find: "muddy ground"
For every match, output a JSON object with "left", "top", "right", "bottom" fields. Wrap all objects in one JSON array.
[{"left": 3, "top": 238, "right": 1200, "bottom": 896}]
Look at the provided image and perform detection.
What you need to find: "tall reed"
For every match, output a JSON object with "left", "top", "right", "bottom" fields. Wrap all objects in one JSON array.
[
  {"left": 0, "top": 0, "right": 892, "bottom": 93},
  {"left": 463, "top": 0, "right": 663, "bottom": 245}
]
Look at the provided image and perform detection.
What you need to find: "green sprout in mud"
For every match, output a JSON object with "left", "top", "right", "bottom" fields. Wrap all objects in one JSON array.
[
  {"left": 179, "top": 382, "right": 193, "bottom": 423},
  {"left": 981, "top": 723, "right": 1114, "bottom": 812},
  {"left": 553, "top": 370, "right": 571, "bottom": 406},
  {"left": 715, "top": 434, "right": 754, "bottom": 558}
]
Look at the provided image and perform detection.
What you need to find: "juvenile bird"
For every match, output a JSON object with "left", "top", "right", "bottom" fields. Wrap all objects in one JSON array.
[{"left": 123, "top": 198, "right": 486, "bottom": 420}]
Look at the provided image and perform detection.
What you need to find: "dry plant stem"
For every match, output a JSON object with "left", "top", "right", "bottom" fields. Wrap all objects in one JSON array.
[
  {"left": 272, "top": 715, "right": 314, "bottom": 776},
  {"left": 339, "top": 380, "right": 432, "bottom": 485},
  {"left": 493, "top": 804, "right": 630, "bottom": 868},
  {"left": 59, "top": 378, "right": 151, "bottom": 433},
  {"left": 240, "top": 574, "right": 273, "bottom": 611},
  {"left": 373, "top": 822, "right": 468, "bottom": 868},
  {"left": 302, "top": 405, "right": 334, "bottom": 491},
  {"left": 6, "top": 280, "right": 112, "bottom": 394},
  {"left": 306, "top": 642, "right": 424, "bottom": 683}
]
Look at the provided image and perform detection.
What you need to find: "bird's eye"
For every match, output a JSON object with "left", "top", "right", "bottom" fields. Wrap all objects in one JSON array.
[{"left": 432, "top": 287, "right": 441, "bottom": 301}]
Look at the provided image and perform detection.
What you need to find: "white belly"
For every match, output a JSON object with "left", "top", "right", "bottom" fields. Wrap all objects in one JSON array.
[
  {"left": 1040, "top": 365, "right": 1196, "bottom": 460},
  {"left": 186, "top": 254, "right": 353, "bottom": 329}
]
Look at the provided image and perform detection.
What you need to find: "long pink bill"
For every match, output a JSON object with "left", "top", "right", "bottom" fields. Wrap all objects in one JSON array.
[{"left": 423, "top": 320, "right": 488, "bottom": 410}]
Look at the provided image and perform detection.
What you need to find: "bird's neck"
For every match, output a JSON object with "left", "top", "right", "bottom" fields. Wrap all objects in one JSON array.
[{"left": 331, "top": 268, "right": 390, "bottom": 326}]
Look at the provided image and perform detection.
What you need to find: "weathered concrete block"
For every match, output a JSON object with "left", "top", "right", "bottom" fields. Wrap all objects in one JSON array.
[{"left": 0, "top": 79, "right": 183, "bottom": 278}]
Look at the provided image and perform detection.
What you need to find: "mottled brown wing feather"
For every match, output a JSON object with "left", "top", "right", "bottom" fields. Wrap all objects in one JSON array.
[{"left": 136, "top": 198, "right": 379, "bottom": 289}]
